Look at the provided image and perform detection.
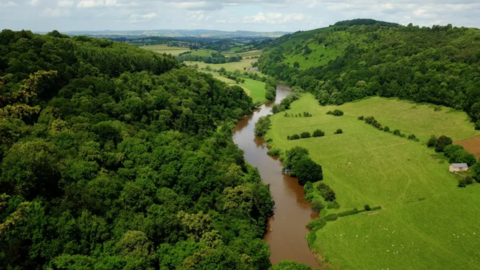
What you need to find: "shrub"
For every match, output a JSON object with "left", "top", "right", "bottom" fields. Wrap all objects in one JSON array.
[
  {"left": 290, "top": 134, "right": 300, "bottom": 140},
  {"left": 311, "top": 199, "right": 325, "bottom": 212},
  {"left": 408, "top": 134, "right": 417, "bottom": 140},
  {"left": 300, "top": 132, "right": 311, "bottom": 138},
  {"left": 254, "top": 116, "right": 270, "bottom": 136},
  {"left": 317, "top": 183, "right": 336, "bottom": 201},
  {"left": 307, "top": 217, "right": 326, "bottom": 230},
  {"left": 384, "top": 126, "right": 390, "bottom": 132},
  {"left": 267, "top": 148, "right": 281, "bottom": 156},
  {"left": 332, "top": 110, "right": 344, "bottom": 116},
  {"left": 312, "top": 129, "right": 325, "bottom": 137},
  {"left": 476, "top": 121, "right": 480, "bottom": 130},
  {"left": 436, "top": 135, "right": 453, "bottom": 152},
  {"left": 358, "top": 116, "right": 364, "bottom": 120},
  {"left": 365, "top": 116, "right": 375, "bottom": 124},
  {"left": 334, "top": 129, "right": 343, "bottom": 134},
  {"left": 326, "top": 111, "right": 332, "bottom": 115},
  {"left": 324, "top": 214, "right": 338, "bottom": 221},
  {"left": 364, "top": 204, "right": 371, "bottom": 211},
  {"left": 466, "top": 176, "right": 474, "bottom": 185},
  {"left": 427, "top": 135, "right": 438, "bottom": 148},
  {"left": 393, "top": 129, "right": 401, "bottom": 136},
  {"left": 458, "top": 178, "right": 467, "bottom": 188},
  {"left": 327, "top": 201, "right": 340, "bottom": 209}
]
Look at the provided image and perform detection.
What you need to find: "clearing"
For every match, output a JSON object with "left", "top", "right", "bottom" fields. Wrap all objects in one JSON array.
[
  {"left": 140, "top": 44, "right": 190, "bottom": 56},
  {"left": 185, "top": 58, "right": 259, "bottom": 73},
  {"left": 264, "top": 94, "right": 480, "bottom": 270},
  {"left": 197, "top": 70, "right": 266, "bottom": 104}
]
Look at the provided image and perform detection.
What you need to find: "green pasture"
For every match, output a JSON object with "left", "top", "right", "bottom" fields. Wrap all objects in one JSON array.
[
  {"left": 185, "top": 58, "right": 259, "bottom": 73},
  {"left": 196, "top": 70, "right": 266, "bottom": 104},
  {"left": 264, "top": 94, "right": 480, "bottom": 269},
  {"left": 140, "top": 44, "right": 190, "bottom": 56}
]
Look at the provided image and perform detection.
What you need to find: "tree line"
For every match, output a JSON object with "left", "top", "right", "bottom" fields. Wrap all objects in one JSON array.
[{"left": 0, "top": 29, "right": 313, "bottom": 270}]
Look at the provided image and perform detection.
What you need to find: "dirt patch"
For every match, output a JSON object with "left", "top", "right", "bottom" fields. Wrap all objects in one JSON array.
[{"left": 454, "top": 135, "right": 480, "bottom": 159}]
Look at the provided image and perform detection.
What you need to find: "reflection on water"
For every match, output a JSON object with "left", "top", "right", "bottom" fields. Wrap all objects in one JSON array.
[{"left": 233, "top": 85, "right": 320, "bottom": 268}]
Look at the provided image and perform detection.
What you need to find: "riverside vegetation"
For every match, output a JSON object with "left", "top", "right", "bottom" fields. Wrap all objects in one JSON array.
[
  {"left": 255, "top": 17, "right": 480, "bottom": 270},
  {"left": 0, "top": 30, "right": 314, "bottom": 270}
]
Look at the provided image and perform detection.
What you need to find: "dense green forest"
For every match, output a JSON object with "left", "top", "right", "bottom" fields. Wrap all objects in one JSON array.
[
  {"left": 259, "top": 20, "right": 480, "bottom": 126},
  {"left": 0, "top": 29, "right": 286, "bottom": 269}
]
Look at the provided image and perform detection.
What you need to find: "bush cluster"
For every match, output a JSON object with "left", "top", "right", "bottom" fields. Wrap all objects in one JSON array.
[
  {"left": 283, "top": 147, "right": 323, "bottom": 185},
  {"left": 283, "top": 112, "right": 312, "bottom": 117},
  {"left": 288, "top": 129, "right": 325, "bottom": 140},
  {"left": 254, "top": 116, "right": 271, "bottom": 136},
  {"left": 327, "top": 109, "right": 344, "bottom": 116},
  {"left": 363, "top": 116, "right": 418, "bottom": 141},
  {"left": 317, "top": 183, "right": 336, "bottom": 201},
  {"left": 444, "top": 144, "right": 476, "bottom": 166}
]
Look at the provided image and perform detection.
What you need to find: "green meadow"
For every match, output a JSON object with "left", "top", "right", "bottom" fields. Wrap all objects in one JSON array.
[
  {"left": 140, "top": 44, "right": 190, "bottom": 56},
  {"left": 185, "top": 58, "right": 259, "bottom": 73},
  {"left": 264, "top": 94, "right": 480, "bottom": 270},
  {"left": 197, "top": 70, "right": 266, "bottom": 104}
]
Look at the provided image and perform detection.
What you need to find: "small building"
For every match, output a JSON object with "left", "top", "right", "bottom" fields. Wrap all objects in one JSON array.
[{"left": 449, "top": 163, "right": 469, "bottom": 172}]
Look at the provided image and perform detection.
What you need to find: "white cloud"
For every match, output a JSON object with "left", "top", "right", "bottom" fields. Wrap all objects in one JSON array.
[
  {"left": 28, "top": 0, "right": 39, "bottom": 6},
  {"left": 43, "top": 7, "right": 70, "bottom": 17},
  {"left": 243, "top": 12, "right": 305, "bottom": 24},
  {"left": 129, "top": 12, "right": 157, "bottom": 22},
  {"left": 77, "top": 0, "right": 103, "bottom": 8},
  {"left": 58, "top": 0, "right": 74, "bottom": 7},
  {"left": 0, "top": 1, "right": 17, "bottom": 7}
]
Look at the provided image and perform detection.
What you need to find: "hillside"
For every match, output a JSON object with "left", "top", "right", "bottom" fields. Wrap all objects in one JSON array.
[
  {"left": 0, "top": 30, "right": 277, "bottom": 269},
  {"left": 259, "top": 20, "right": 480, "bottom": 127},
  {"left": 265, "top": 94, "right": 480, "bottom": 269}
]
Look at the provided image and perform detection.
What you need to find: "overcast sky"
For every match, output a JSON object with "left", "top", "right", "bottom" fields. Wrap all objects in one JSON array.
[{"left": 1, "top": 0, "right": 480, "bottom": 32}]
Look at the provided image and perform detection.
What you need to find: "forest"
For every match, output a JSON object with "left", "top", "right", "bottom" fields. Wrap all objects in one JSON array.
[
  {"left": 258, "top": 21, "right": 480, "bottom": 127},
  {"left": 0, "top": 29, "right": 289, "bottom": 269}
]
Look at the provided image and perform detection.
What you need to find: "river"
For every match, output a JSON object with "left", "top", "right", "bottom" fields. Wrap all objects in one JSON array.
[{"left": 232, "top": 84, "right": 320, "bottom": 268}]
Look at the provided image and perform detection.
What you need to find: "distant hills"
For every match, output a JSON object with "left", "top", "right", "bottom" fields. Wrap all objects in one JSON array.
[{"left": 61, "top": 29, "right": 290, "bottom": 39}]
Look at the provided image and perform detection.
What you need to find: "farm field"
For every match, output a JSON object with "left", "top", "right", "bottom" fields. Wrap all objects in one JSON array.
[
  {"left": 185, "top": 58, "right": 259, "bottom": 73},
  {"left": 197, "top": 69, "right": 266, "bottom": 104},
  {"left": 140, "top": 44, "right": 190, "bottom": 56},
  {"left": 264, "top": 94, "right": 480, "bottom": 270},
  {"left": 224, "top": 50, "right": 263, "bottom": 58}
]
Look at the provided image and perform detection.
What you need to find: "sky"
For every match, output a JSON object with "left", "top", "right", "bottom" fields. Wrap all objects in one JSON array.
[{"left": 1, "top": 0, "right": 480, "bottom": 32}]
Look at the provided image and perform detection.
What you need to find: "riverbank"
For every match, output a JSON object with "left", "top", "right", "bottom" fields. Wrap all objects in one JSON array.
[{"left": 233, "top": 85, "right": 320, "bottom": 268}]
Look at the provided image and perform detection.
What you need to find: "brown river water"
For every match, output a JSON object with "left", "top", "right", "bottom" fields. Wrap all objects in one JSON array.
[{"left": 232, "top": 84, "right": 320, "bottom": 268}]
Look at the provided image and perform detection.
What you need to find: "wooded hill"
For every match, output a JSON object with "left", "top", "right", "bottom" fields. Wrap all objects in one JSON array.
[
  {"left": 0, "top": 30, "right": 278, "bottom": 269},
  {"left": 259, "top": 19, "right": 480, "bottom": 127}
]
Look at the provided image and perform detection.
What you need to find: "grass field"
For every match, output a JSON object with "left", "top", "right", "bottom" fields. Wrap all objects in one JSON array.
[
  {"left": 224, "top": 50, "right": 262, "bottom": 58},
  {"left": 140, "top": 44, "right": 190, "bottom": 56},
  {"left": 196, "top": 70, "right": 266, "bottom": 104},
  {"left": 185, "top": 58, "right": 259, "bottom": 73},
  {"left": 265, "top": 94, "right": 480, "bottom": 269}
]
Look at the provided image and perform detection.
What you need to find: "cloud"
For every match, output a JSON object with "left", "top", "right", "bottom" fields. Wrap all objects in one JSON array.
[
  {"left": 77, "top": 0, "right": 103, "bottom": 8},
  {"left": 129, "top": 12, "right": 157, "bottom": 22},
  {"left": 28, "top": 0, "right": 39, "bottom": 6},
  {"left": 1, "top": 0, "right": 480, "bottom": 32},
  {"left": 43, "top": 7, "right": 70, "bottom": 17},
  {"left": 58, "top": 0, "right": 73, "bottom": 7},
  {"left": 0, "top": 1, "right": 17, "bottom": 7},
  {"left": 243, "top": 12, "right": 305, "bottom": 24}
]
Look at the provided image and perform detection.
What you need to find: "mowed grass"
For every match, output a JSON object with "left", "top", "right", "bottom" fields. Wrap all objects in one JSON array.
[
  {"left": 140, "top": 44, "right": 190, "bottom": 56},
  {"left": 264, "top": 94, "right": 480, "bottom": 270}
]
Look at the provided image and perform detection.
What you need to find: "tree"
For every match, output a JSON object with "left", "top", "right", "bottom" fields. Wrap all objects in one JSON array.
[
  {"left": 312, "top": 129, "right": 325, "bottom": 137},
  {"left": 436, "top": 135, "right": 453, "bottom": 152},
  {"left": 0, "top": 140, "right": 60, "bottom": 199},
  {"left": 300, "top": 132, "right": 311, "bottom": 139},
  {"left": 427, "top": 135, "right": 438, "bottom": 148},
  {"left": 115, "top": 231, "right": 157, "bottom": 268},
  {"left": 294, "top": 156, "right": 323, "bottom": 185},
  {"left": 311, "top": 199, "right": 324, "bottom": 212},
  {"left": 334, "top": 129, "right": 343, "bottom": 134},
  {"left": 293, "top": 62, "right": 300, "bottom": 68}
]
